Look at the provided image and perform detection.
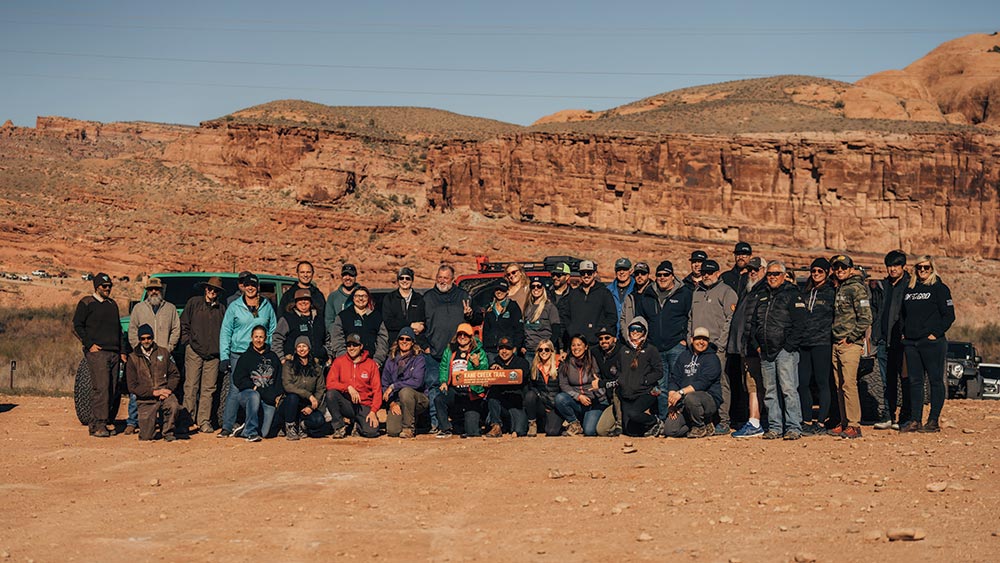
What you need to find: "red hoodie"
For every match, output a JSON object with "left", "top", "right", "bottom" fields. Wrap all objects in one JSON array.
[{"left": 326, "top": 350, "right": 382, "bottom": 411}]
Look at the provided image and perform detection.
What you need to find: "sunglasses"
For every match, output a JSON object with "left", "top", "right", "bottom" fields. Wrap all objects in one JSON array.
[
  {"left": 397, "top": 336, "right": 413, "bottom": 342},
  {"left": 552, "top": 272, "right": 569, "bottom": 277},
  {"left": 628, "top": 326, "right": 646, "bottom": 333},
  {"left": 99, "top": 284, "right": 112, "bottom": 289},
  {"left": 537, "top": 347, "right": 553, "bottom": 352},
  {"left": 346, "top": 342, "right": 363, "bottom": 348},
  {"left": 205, "top": 287, "right": 219, "bottom": 293},
  {"left": 139, "top": 336, "right": 153, "bottom": 341},
  {"left": 831, "top": 266, "right": 848, "bottom": 271},
  {"left": 505, "top": 271, "right": 519, "bottom": 277},
  {"left": 398, "top": 275, "right": 412, "bottom": 281},
  {"left": 499, "top": 345, "right": 514, "bottom": 351},
  {"left": 915, "top": 264, "right": 932, "bottom": 271},
  {"left": 598, "top": 336, "right": 614, "bottom": 341},
  {"left": 811, "top": 268, "right": 827, "bottom": 273},
  {"left": 655, "top": 272, "right": 672, "bottom": 277},
  {"left": 580, "top": 271, "right": 595, "bottom": 276},
  {"left": 765, "top": 272, "right": 784, "bottom": 277},
  {"left": 457, "top": 332, "right": 472, "bottom": 338},
  {"left": 530, "top": 283, "right": 544, "bottom": 289}
]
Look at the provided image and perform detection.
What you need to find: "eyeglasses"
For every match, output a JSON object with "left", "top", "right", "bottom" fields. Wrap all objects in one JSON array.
[
  {"left": 915, "top": 264, "right": 932, "bottom": 271},
  {"left": 397, "top": 336, "right": 413, "bottom": 342},
  {"left": 537, "top": 347, "right": 553, "bottom": 352},
  {"left": 765, "top": 272, "right": 784, "bottom": 278},
  {"left": 811, "top": 268, "right": 826, "bottom": 274},
  {"left": 398, "top": 275, "right": 412, "bottom": 281}
]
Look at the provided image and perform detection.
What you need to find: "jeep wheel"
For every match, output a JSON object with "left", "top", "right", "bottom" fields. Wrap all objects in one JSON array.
[
  {"left": 965, "top": 376, "right": 984, "bottom": 400},
  {"left": 215, "top": 368, "right": 231, "bottom": 430},
  {"left": 73, "top": 358, "right": 124, "bottom": 425}
]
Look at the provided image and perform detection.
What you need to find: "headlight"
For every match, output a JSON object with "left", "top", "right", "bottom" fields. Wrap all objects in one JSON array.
[{"left": 949, "top": 363, "right": 964, "bottom": 376}]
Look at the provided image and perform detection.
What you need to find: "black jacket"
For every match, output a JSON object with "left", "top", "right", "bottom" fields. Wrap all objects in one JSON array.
[
  {"left": 272, "top": 309, "right": 328, "bottom": 364},
  {"left": 278, "top": 284, "right": 326, "bottom": 318},
  {"left": 480, "top": 299, "right": 525, "bottom": 353},
  {"left": 180, "top": 296, "right": 226, "bottom": 359},
  {"left": 590, "top": 342, "right": 623, "bottom": 385},
  {"left": 617, "top": 340, "right": 663, "bottom": 400},
  {"left": 746, "top": 280, "right": 806, "bottom": 362},
  {"left": 73, "top": 295, "right": 122, "bottom": 352},
  {"left": 798, "top": 280, "right": 835, "bottom": 348},
  {"left": 634, "top": 282, "right": 692, "bottom": 352},
  {"left": 233, "top": 346, "right": 283, "bottom": 405},
  {"left": 871, "top": 272, "right": 910, "bottom": 344},
  {"left": 721, "top": 267, "right": 748, "bottom": 297},
  {"left": 381, "top": 289, "right": 426, "bottom": 343},
  {"left": 727, "top": 281, "right": 765, "bottom": 356},
  {"left": 901, "top": 280, "right": 955, "bottom": 341},
  {"left": 564, "top": 283, "right": 618, "bottom": 344}
]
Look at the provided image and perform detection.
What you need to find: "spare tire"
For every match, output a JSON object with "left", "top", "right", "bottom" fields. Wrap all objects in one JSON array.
[{"left": 73, "top": 358, "right": 124, "bottom": 425}]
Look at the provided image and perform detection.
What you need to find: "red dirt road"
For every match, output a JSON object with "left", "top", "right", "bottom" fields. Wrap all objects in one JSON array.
[{"left": 1, "top": 395, "right": 998, "bottom": 562}]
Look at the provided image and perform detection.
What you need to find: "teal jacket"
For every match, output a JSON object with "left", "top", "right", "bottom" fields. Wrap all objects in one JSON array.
[{"left": 220, "top": 296, "right": 277, "bottom": 360}]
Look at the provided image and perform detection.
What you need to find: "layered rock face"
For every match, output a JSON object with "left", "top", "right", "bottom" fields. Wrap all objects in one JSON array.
[{"left": 428, "top": 132, "right": 1000, "bottom": 259}]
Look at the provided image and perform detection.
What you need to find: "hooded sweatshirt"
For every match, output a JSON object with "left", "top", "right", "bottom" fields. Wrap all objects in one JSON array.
[
  {"left": 326, "top": 349, "right": 382, "bottom": 411},
  {"left": 669, "top": 343, "right": 722, "bottom": 406},
  {"left": 617, "top": 317, "right": 664, "bottom": 400},
  {"left": 423, "top": 284, "right": 479, "bottom": 360}
]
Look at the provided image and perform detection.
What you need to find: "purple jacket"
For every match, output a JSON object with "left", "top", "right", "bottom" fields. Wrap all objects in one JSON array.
[{"left": 381, "top": 352, "right": 426, "bottom": 402}]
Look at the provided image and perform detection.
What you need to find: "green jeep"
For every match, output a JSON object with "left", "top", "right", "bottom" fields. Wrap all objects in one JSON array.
[{"left": 74, "top": 272, "right": 299, "bottom": 426}]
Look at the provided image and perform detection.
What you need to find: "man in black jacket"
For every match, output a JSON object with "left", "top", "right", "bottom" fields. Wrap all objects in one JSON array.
[
  {"left": 72, "top": 272, "right": 125, "bottom": 437},
  {"left": 747, "top": 261, "right": 806, "bottom": 440},
  {"left": 870, "top": 250, "right": 911, "bottom": 429},
  {"left": 179, "top": 276, "right": 227, "bottom": 434},
  {"left": 381, "top": 267, "right": 426, "bottom": 344},
  {"left": 277, "top": 261, "right": 326, "bottom": 315},
  {"left": 721, "top": 242, "right": 753, "bottom": 296},
  {"left": 564, "top": 260, "right": 617, "bottom": 345},
  {"left": 591, "top": 326, "right": 624, "bottom": 436}
]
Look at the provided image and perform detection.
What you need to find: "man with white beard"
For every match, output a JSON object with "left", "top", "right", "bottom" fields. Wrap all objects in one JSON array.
[
  {"left": 126, "top": 324, "right": 182, "bottom": 441},
  {"left": 126, "top": 277, "right": 181, "bottom": 435}
]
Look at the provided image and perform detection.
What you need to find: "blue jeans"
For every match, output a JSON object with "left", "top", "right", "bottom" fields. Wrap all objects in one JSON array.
[
  {"left": 554, "top": 392, "right": 604, "bottom": 436},
  {"left": 656, "top": 343, "right": 687, "bottom": 420},
  {"left": 221, "top": 352, "right": 242, "bottom": 432},
  {"left": 424, "top": 355, "right": 442, "bottom": 427},
  {"left": 127, "top": 393, "right": 138, "bottom": 426},
  {"left": 232, "top": 388, "right": 262, "bottom": 438},
  {"left": 762, "top": 349, "right": 802, "bottom": 434}
]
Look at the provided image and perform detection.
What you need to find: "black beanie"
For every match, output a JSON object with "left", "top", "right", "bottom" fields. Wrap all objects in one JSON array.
[
  {"left": 810, "top": 257, "right": 831, "bottom": 271},
  {"left": 884, "top": 250, "right": 907, "bottom": 267}
]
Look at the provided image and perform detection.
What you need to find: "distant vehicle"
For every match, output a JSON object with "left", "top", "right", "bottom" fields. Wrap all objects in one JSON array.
[
  {"left": 82, "top": 273, "right": 93, "bottom": 281},
  {"left": 456, "top": 255, "right": 582, "bottom": 313},
  {"left": 31, "top": 270, "right": 50, "bottom": 278},
  {"left": 980, "top": 363, "right": 1000, "bottom": 400},
  {"left": 18, "top": 275, "right": 32, "bottom": 282},
  {"left": 947, "top": 341, "right": 982, "bottom": 399}
]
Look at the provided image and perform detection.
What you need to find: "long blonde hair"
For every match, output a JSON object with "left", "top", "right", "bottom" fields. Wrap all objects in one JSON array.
[
  {"left": 525, "top": 284, "right": 550, "bottom": 323},
  {"left": 909, "top": 255, "right": 939, "bottom": 288},
  {"left": 530, "top": 339, "right": 559, "bottom": 380}
]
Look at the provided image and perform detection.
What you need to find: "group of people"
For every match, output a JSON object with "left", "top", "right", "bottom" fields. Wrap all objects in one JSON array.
[{"left": 70, "top": 242, "right": 955, "bottom": 442}]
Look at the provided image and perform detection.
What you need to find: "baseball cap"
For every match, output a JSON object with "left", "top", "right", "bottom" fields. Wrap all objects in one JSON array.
[
  {"left": 655, "top": 260, "right": 674, "bottom": 275},
  {"left": 578, "top": 260, "right": 596, "bottom": 273},
  {"left": 495, "top": 280, "right": 510, "bottom": 291},
  {"left": 237, "top": 270, "right": 252, "bottom": 284},
  {"left": 93, "top": 272, "right": 112, "bottom": 289},
  {"left": 633, "top": 262, "right": 650, "bottom": 274},
  {"left": 497, "top": 337, "right": 515, "bottom": 350},
  {"left": 397, "top": 267, "right": 415, "bottom": 279},
  {"left": 244, "top": 274, "right": 260, "bottom": 287},
  {"left": 614, "top": 257, "right": 632, "bottom": 271},
  {"left": 551, "top": 262, "right": 571, "bottom": 275},
  {"left": 831, "top": 254, "right": 854, "bottom": 268},
  {"left": 701, "top": 260, "right": 720, "bottom": 274},
  {"left": 595, "top": 326, "right": 615, "bottom": 338},
  {"left": 734, "top": 242, "right": 753, "bottom": 255},
  {"left": 341, "top": 264, "right": 358, "bottom": 276},
  {"left": 294, "top": 288, "right": 311, "bottom": 301},
  {"left": 690, "top": 250, "right": 708, "bottom": 262},
  {"left": 693, "top": 327, "right": 711, "bottom": 340},
  {"left": 456, "top": 323, "right": 474, "bottom": 337},
  {"left": 345, "top": 333, "right": 363, "bottom": 345},
  {"left": 746, "top": 257, "right": 764, "bottom": 271}
]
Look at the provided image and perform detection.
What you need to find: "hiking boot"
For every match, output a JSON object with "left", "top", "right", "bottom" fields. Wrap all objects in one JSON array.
[
  {"left": 783, "top": 431, "right": 802, "bottom": 441},
  {"left": 898, "top": 420, "right": 921, "bottom": 433},
  {"left": 217, "top": 428, "right": 232, "bottom": 438},
  {"left": 732, "top": 421, "right": 764, "bottom": 438},
  {"left": 607, "top": 424, "right": 622, "bottom": 437},
  {"left": 714, "top": 423, "right": 731, "bottom": 436},
  {"left": 827, "top": 426, "right": 844, "bottom": 438},
  {"left": 919, "top": 420, "right": 941, "bottom": 433},
  {"left": 90, "top": 426, "right": 111, "bottom": 438},
  {"left": 485, "top": 423, "right": 503, "bottom": 438},
  {"left": 565, "top": 421, "right": 583, "bottom": 436},
  {"left": 873, "top": 419, "right": 893, "bottom": 430},
  {"left": 644, "top": 419, "right": 664, "bottom": 438},
  {"left": 199, "top": 423, "right": 214, "bottom": 434},
  {"left": 761, "top": 430, "right": 782, "bottom": 440},
  {"left": 163, "top": 434, "right": 177, "bottom": 443},
  {"left": 527, "top": 420, "right": 537, "bottom": 437},
  {"left": 285, "top": 422, "right": 301, "bottom": 441},
  {"left": 123, "top": 425, "right": 137, "bottom": 436},
  {"left": 687, "top": 425, "right": 711, "bottom": 438},
  {"left": 399, "top": 428, "right": 415, "bottom": 439},
  {"left": 891, "top": 422, "right": 900, "bottom": 431},
  {"left": 841, "top": 426, "right": 863, "bottom": 439},
  {"left": 331, "top": 425, "right": 348, "bottom": 439}
]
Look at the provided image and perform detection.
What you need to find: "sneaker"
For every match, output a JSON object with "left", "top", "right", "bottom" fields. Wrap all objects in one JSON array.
[
  {"left": 245, "top": 434, "right": 262, "bottom": 443},
  {"left": 687, "top": 425, "right": 712, "bottom": 438},
  {"left": 232, "top": 423, "right": 245, "bottom": 437},
  {"left": 919, "top": 420, "right": 940, "bottom": 433},
  {"left": 284, "top": 422, "right": 301, "bottom": 441},
  {"left": 827, "top": 426, "right": 844, "bottom": 438},
  {"left": 873, "top": 419, "right": 893, "bottom": 430},
  {"left": 89, "top": 426, "right": 111, "bottom": 438},
  {"left": 565, "top": 421, "right": 583, "bottom": 436},
  {"left": 163, "top": 434, "right": 177, "bottom": 442},
  {"left": 607, "top": 425, "right": 622, "bottom": 437},
  {"left": 199, "top": 423, "right": 214, "bottom": 434},
  {"left": 435, "top": 429, "right": 453, "bottom": 439},
  {"left": 527, "top": 420, "right": 537, "bottom": 437},
  {"left": 399, "top": 428, "right": 415, "bottom": 439},
  {"left": 899, "top": 421, "right": 921, "bottom": 433},
  {"left": 891, "top": 422, "right": 900, "bottom": 431},
  {"left": 841, "top": 426, "right": 863, "bottom": 439},
  {"left": 485, "top": 423, "right": 502, "bottom": 438},
  {"left": 761, "top": 430, "right": 782, "bottom": 440},
  {"left": 783, "top": 431, "right": 802, "bottom": 441},
  {"left": 714, "top": 423, "right": 731, "bottom": 436},
  {"left": 123, "top": 425, "right": 137, "bottom": 436},
  {"left": 732, "top": 422, "right": 764, "bottom": 438},
  {"left": 331, "top": 425, "right": 348, "bottom": 439},
  {"left": 217, "top": 429, "right": 232, "bottom": 438}
]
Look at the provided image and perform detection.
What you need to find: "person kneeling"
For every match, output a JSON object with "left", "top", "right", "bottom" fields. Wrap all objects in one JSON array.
[
  {"left": 434, "top": 323, "right": 489, "bottom": 438},
  {"left": 663, "top": 327, "right": 722, "bottom": 438},
  {"left": 485, "top": 337, "right": 530, "bottom": 437},
  {"left": 230, "top": 325, "right": 283, "bottom": 442},
  {"left": 326, "top": 333, "right": 381, "bottom": 439},
  {"left": 382, "top": 328, "right": 429, "bottom": 438},
  {"left": 281, "top": 336, "right": 327, "bottom": 440},
  {"left": 126, "top": 324, "right": 182, "bottom": 442}
]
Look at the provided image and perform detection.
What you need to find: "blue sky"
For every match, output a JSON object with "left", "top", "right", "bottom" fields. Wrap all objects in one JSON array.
[{"left": 0, "top": 1, "right": 996, "bottom": 126}]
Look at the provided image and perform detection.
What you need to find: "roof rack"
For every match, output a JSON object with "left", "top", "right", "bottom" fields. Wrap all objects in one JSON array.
[{"left": 475, "top": 255, "right": 585, "bottom": 274}]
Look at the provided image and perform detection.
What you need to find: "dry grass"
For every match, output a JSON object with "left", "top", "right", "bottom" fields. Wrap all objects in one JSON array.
[{"left": 0, "top": 305, "right": 81, "bottom": 394}]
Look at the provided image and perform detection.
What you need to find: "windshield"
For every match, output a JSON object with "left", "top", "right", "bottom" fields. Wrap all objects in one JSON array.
[
  {"left": 947, "top": 342, "right": 974, "bottom": 359},
  {"left": 980, "top": 365, "right": 1000, "bottom": 379}
]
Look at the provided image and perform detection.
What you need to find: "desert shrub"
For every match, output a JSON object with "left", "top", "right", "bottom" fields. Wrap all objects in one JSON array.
[
  {"left": 0, "top": 305, "right": 81, "bottom": 394},
  {"left": 949, "top": 323, "right": 1000, "bottom": 362}
]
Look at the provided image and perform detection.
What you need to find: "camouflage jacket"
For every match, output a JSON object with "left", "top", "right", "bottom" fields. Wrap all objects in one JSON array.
[{"left": 832, "top": 275, "right": 873, "bottom": 343}]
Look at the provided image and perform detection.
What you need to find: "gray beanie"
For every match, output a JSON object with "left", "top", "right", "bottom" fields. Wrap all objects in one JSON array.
[{"left": 294, "top": 336, "right": 311, "bottom": 350}]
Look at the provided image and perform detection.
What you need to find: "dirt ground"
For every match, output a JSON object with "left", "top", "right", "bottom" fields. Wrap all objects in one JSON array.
[{"left": 1, "top": 395, "right": 998, "bottom": 563}]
